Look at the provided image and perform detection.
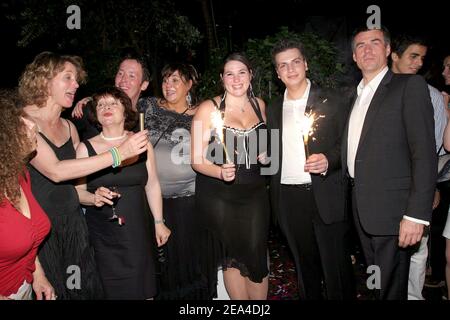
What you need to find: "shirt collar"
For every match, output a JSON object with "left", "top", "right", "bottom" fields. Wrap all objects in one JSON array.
[
  {"left": 284, "top": 79, "right": 311, "bottom": 103},
  {"left": 357, "top": 66, "right": 388, "bottom": 96}
]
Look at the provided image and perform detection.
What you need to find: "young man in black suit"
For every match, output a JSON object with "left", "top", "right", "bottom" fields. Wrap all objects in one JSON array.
[
  {"left": 343, "top": 26, "right": 437, "bottom": 300},
  {"left": 266, "top": 39, "right": 354, "bottom": 300}
]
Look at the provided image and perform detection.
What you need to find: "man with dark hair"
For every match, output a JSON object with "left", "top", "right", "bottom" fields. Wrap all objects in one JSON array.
[
  {"left": 343, "top": 26, "right": 437, "bottom": 299},
  {"left": 267, "top": 39, "right": 354, "bottom": 299},
  {"left": 391, "top": 34, "right": 447, "bottom": 300},
  {"left": 71, "top": 51, "right": 150, "bottom": 139}
]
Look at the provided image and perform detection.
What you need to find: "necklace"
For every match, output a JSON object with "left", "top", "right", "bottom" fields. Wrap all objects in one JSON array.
[
  {"left": 100, "top": 132, "right": 127, "bottom": 141},
  {"left": 229, "top": 99, "right": 248, "bottom": 113}
]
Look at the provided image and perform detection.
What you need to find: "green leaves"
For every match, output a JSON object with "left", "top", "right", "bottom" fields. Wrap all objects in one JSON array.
[{"left": 246, "top": 27, "right": 345, "bottom": 102}]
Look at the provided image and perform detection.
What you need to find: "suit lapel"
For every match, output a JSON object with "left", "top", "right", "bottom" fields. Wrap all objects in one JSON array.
[
  {"left": 305, "top": 84, "right": 320, "bottom": 114},
  {"left": 342, "top": 91, "right": 358, "bottom": 166},
  {"left": 357, "top": 71, "right": 392, "bottom": 151}
]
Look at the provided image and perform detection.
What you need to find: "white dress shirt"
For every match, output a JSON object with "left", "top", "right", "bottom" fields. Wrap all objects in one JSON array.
[
  {"left": 281, "top": 79, "right": 312, "bottom": 184},
  {"left": 347, "top": 66, "right": 388, "bottom": 178}
]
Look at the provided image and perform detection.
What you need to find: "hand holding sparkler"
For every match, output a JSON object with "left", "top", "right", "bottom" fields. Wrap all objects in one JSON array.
[
  {"left": 304, "top": 153, "right": 329, "bottom": 174},
  {"left": 220, "top": 163, "right": 236, "bottom": 182}
]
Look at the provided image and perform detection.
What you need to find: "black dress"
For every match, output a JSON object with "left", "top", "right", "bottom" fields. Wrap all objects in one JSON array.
[
  {"left": 195, "top": 97, "right": 270, "bottom": 296},
  {"left": 143, "top": 97, "right": 211, "bottom": 300},
  {"left": 28, "top": 121, "right": 104, "bottom": 300},
  {"left": 83, "top": 140, "right": 157, "bottom": 299}
]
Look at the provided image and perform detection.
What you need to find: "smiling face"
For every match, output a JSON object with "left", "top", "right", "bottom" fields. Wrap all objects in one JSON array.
[
  {"left": 47, "top": 62, "right": 79, "bottom": 108},
  {"left": 391, "top": 44, "right": 427, "bottom": 75},
  {"left": 353, "top": 29, "right": 391, "bottom": 79},
  {"left": 274, "top": 48, "right": 308, "bottom": 90},
  {"left": 95, "top": 95, "right": 125, "bottom": 128},
  {"left": 115, "top": 59, "right": 149, "bottom": 103},
  {"left": 162, "top": 70, "right": 192, "bottom": 105},
  {"left": 221, "top": 60, "right": 251, "bottom": 97}
]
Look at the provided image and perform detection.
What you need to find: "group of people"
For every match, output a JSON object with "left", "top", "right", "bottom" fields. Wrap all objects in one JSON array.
[{"left": 1, "top": 25, "right": 450, "bottom": 301}]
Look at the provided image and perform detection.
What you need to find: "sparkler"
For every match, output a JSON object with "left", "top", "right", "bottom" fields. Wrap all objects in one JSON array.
[
  {"left": 300, "top": 110, "right": 325, "bottom": 159},
  {"left": 210, "top": 109, "right": 232, "bottom": 164}
]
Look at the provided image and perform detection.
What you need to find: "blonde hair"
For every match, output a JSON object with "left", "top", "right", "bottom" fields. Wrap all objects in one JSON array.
[{"left": 19, "top": 51, "right": 87, "bottom": 108}]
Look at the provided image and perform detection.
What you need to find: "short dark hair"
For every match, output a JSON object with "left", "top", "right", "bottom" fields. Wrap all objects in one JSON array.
[
  {"left": 161, "top": 62, "right": 199, "bottom": 106},
  {"left": 391, "top": 34, "right": 428, "bottom": 57},
  {"left": 271, "top": 39, "right": 307, "bottom": 66},
  {"left": 119, "top": 48, "right": 151, "bottom": 83},
  {"left": 89, "top": 87, "right": 137, "bottom": 130},
  {"left": 351, "top": 25, "right": 391, "bottom": 52}
]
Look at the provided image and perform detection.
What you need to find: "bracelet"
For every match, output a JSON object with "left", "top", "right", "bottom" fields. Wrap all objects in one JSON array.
[
  {"left": 154, "top": 219, "right": 165, "bottom": 224},
  {"left": 109, "top": 147, "right": 122, "bottom": 168}
]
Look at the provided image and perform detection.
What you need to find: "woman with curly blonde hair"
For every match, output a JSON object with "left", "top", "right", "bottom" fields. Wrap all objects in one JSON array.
[
  {"left": 0, "top": 90, "right": 55, "bottom": 300},
  {"left": 19, "top": 52, "right": 149, "bottom": 299}
]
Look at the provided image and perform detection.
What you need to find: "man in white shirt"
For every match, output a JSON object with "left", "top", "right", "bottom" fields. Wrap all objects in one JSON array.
[
  {"left": 390, "top": 34, "right": 447, "bottom": 300},
  {"left": 343, "top": 26, "right": 437, "bottom": 299},
  {"left": 267, "top": 39, "right": 354, "bottom": 299}
]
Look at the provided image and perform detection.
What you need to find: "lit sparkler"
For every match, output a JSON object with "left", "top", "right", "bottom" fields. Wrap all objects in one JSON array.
[
  {"left": 300, "top": 110, "right": 325, "bottom": 159},
  {"left": 210, "top": 109, "right": 232, "bottom": 164}
]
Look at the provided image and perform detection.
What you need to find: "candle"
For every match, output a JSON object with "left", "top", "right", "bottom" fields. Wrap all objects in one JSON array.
[{"left": 139, "top": 112, "right": 144, "bottom": 131}]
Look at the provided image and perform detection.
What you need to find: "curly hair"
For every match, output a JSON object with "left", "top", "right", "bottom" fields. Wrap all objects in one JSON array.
[
  {"left": 88, "top": 87, "right": 137, "bottom": 131},
  {"left": 0, "top": 90, "right": 29, "bottom": 207},
  {"left": 18, "top": 51, "right": 87, "bottom": 108}
]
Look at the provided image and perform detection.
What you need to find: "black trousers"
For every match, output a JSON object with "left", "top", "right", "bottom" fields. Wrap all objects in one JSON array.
[
  {"left": 278, "top": 184, "right": 355, "bottom": 300},
  {"left": 351, "top": 186, "right": 412, "bottom": 300}
]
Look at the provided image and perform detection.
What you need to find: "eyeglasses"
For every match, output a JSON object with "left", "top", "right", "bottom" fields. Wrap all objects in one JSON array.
[{"left": 96, "top": 101, "right": 120, "bottom": 110}]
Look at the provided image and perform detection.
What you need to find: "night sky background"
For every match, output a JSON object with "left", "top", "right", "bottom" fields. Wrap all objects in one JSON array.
[{"left": 1, "top": 0, "right": 449, "bottom": 90}]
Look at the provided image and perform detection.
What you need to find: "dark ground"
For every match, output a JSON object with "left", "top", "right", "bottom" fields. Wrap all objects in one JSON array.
[{"left": 267, "top": 226, "right": 448, "bottom": 300}]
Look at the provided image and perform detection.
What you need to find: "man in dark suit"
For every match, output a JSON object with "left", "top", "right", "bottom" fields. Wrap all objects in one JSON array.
[
  {"left": 343, "top": 26, "right": 437, "bottom": 300},
  {"left": 266, "top": 39, "right": 354, "bottom": 300}
]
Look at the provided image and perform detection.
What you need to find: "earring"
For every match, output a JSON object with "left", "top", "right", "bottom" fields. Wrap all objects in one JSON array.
[
  {"left": 248, "top": 83, "right": 256, "bottom": 99},
  {"left": 186, "top": 92, "right": 192, "bottom": 107}
]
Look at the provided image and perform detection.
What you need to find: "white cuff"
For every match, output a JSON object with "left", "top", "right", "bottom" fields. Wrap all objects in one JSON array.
[{"left": 403, "top": 215, "right": 430, "bottom": 226}]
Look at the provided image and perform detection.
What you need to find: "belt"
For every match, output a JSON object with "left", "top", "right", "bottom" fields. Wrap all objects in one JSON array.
[{"left": 281, "top": 183, "right": 312, "bottom": 190}]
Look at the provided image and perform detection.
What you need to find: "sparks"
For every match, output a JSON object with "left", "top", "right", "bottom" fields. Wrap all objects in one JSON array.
[
  {"left": 210, "top": 109, "right": 232, "bottom": 164},
  {"left": 300, "top": 110, "right": 325, "bottom": 158}
]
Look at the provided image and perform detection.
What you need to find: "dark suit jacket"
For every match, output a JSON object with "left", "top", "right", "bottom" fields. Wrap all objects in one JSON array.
[
  {"left": 267, "top": 84, "right": 350, "bottom": 224},
  {"left": 341, "top": 71, "right": 437, "bottom": 235}
]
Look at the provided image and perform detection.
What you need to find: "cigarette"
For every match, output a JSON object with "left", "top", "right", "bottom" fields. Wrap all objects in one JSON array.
[{"left": 139, "top": 113, "right": 144, "bottom": 131}]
